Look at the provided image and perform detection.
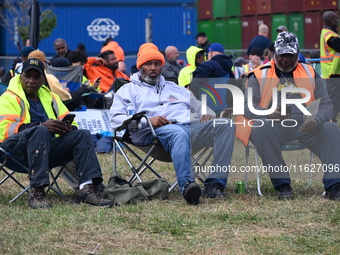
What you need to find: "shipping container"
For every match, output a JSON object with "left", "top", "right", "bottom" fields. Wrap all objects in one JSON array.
[
  {"left": 198, "top": 20, "right": 215, "bottom": 43},
  {"left": 304, "top": 0, "right": 322, "bottom": 11},
  {"left": 4, "top": 1, "right": 197, "bottom": 56},
  {"left": 256, "top": 0, "right": 271, "bottom": 15},
  {"left": 225, "top": 18, "right": 242, "bottom": 49},
  {"left": 213, "top": 0, "right": 227, "bottom": 19},
  {"left": 242, "top": 0, "right": 256, "bottom": 16},
  {"left": 242, "top": 16, "right": 259, "bottom": 49},
  {"left": 304, "top": 12, "right": 322, "bottom": 49},
  {"left": 40, "top": 0, "right": 195, "bottom": 3},
  {"left": 288, "top": 13, "right": 305, "bottom": 49},
  {"left": 271, "top": 14, "right": 288, "bottom": 41},
  {"left": 198, "top": 0, "right": 213, "bottom": 20},
  {"left": 322, "top": 0, "right": 338, "bottom": 10},
  {"left": 272, "top": 0, "right": 289, "bottom": 14},
  {"left": 287, "top": 0, "right": 304, "bottom": 13},
  {"left": 226, "top": 0, "right": 241, "bottom": 17}
]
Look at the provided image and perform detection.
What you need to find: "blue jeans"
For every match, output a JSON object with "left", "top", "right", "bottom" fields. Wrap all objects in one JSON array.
[
  {"left": 143, "top": 120, "right": 235, "bottom": 192},
  {"left": 1, "top": 125, "right": 103, "bottom": 188}
]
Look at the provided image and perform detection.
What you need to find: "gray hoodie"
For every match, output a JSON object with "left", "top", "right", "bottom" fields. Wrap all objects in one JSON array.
[{"left": 110, "top": 72, "right": 215, "bottom": 144}]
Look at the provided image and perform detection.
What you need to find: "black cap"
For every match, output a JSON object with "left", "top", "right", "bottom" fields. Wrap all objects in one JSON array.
[
  {"left": 22, "top": 58, "right": 45, "bottom": 75},
  {"left": 195, "top": 32, "right": 206, "bottom": 39},
  {"left": 50, "top": 57, "right": 70, "bottom": 67}
]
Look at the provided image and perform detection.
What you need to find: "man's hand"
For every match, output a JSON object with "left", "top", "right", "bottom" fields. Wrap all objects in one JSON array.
[
  {"left": 149, "top": 116, "right": 170, "bottom": 128},
  {"left": 299, "top": 120, "right": 318, "bottom": 133},
  {"left": 200, "top": 114, "right": 215, "bottom": 122},
  {"left": 41, "top": 119, "right": 73, "bottom": 135},
  {"left": 94, "top": 57, "right": 107, "bottom": 66},
  {"left": 267, "top": 107, "right": 290, "bottom": 121}
]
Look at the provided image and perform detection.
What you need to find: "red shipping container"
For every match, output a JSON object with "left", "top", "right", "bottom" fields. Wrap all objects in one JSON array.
[
  {"left": 271, "top": 0, "right": 289, "bottom": 13},
  {"left": 242, "top": 0, "right": 257, "bottom": 16},
  {"left": 322, "top": 0, "right": 338, "bottom": 10},
  {"left": 198, "top": 0, "right": 213, "bottom": 20},
  {"left": 304, "top": 12, "right": 322, "bottom": 49},
  {"left": 256, "top": 0, "right": 271, "bottom": 15},
  {"left": 287, "top": 0, "right": 304, "bottom": 12},
  {"left": 304, "top": 0, "right": 321, "bottom": 11},
  {"left": 258, "top": 15, "right": 272, "bottom": 41},
  {"left": 242, "top": 16, "right": 259, "bottom": 49}
]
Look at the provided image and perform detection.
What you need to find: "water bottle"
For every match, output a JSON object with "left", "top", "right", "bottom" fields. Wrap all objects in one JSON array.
[{"left": 126, "top": 103, "right": 135, "bottom": 118}]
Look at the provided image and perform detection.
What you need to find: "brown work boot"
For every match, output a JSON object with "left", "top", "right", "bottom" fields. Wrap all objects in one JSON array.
[
  {"left": 73, "top": 184, "right": 114, "bottom": 207},
  {"left": 28, "top": 187, "right": 51, "bottom": 209}
]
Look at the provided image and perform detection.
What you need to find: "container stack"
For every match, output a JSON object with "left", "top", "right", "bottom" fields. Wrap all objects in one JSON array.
[{"left": 197, "top": 0, "right": 339, "bottom": 51}]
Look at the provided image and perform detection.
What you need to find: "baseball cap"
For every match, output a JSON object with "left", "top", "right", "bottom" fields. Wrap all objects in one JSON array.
[
  {"left": 208, "top": 43, "right": 224, "bottom": 53},
  {"left": 28, "top": 50, "right": 50, "bottom": 63},
  {"left": 20, "top": 46, "right": 36, "bottom": 57},
  {"left": 195, "top": 32, "right": 206, "bottom": 39},
  {"left": 276, "top": 25, "right": 288, "bottom": 32},
  {"left": 274, "top": 32, "right": 299, "bottom": 55},
  {"left": 234, "top": 57, "right": 249, "bottom": 66},
  {"left": 22, "top": 58, "right": 45, "bottom": 75},
  {"left": 50, "top": 57, "right": 70, "bottom": 67}
]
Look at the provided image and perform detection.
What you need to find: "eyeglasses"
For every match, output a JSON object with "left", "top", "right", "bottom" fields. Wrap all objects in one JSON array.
[{"left": 55, "top": 46, "right": 65, "bottom": 51}]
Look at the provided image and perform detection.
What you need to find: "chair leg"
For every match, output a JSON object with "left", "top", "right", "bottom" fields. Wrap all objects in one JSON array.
[{"left": 254, "top": 149, "right": 263, "bottom": 196}]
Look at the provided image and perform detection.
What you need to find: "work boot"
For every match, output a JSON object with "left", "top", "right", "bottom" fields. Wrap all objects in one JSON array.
[
  {"left": 183, "top": 181, "right": 201, "bottom": 205},
  {"left": 325, "top": 183, "right": 340, "bottom": 201},
  {"left": 74, "top": 184, "right": 114, "bottom": 207},
  {"left": 28, "top": 187, "right": 51, "bottom": 209},
  {"left": 202, "top": 182, "right": 225, "bottom": 198},
  {"left": 277, "top": 184, "right": 293, "bottom": 200}
]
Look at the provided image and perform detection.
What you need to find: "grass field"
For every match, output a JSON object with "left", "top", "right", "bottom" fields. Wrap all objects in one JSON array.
[{"left": 0, "top": 139, "right": 339, "bottom": 255}]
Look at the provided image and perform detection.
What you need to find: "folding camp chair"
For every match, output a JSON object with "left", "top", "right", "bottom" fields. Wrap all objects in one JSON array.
[
  {"left": 245, "top": 141, "right": 314, "bottom": 196},
  {"left": 112, "top": 112, "right": 213, "bottom": 192},
  {"left": 219, "top": 108, "right": 314, "bottom": 196},
  {"left": 46, "top": 65, "right": 83, "bottom": 92},
  {"left": 0, "top": 147, "right": 67, "bottom": 203}
]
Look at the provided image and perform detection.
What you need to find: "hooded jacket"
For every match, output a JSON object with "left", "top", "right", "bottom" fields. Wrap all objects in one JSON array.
[
  {"left": 0, "top": 75, "right": 70, "bottom": 142},
  {"left": 84, "top": 57, "right": 129, "bottom": 93},
  {"left": 193, "top": 54, "right": 234, "bottom": 78},
  {"left": 178, "top": 46, "right": 204, "bottom": 87},
  {"left": 110, "top": 72, "right": 215, "bottom": 145}
]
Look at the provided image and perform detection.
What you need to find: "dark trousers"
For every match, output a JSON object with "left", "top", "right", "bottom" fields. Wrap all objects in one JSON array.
[
  {"left": 250, "top": 121, "right": 340, "bottom": 190},
  {"left": 326, "top": 76, "right": 340, "bottom": 121},
  {"left": 1, "top": 126, "right": 103, "bottom": 188}
]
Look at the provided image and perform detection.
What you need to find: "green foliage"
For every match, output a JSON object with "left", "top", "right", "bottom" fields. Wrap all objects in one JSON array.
[{"left": 17, "top": 10, "right": 57, "bottom": 42}]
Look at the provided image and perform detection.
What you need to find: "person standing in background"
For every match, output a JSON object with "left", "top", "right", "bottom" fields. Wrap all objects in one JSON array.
[
  {"left": 320, "top": 11, "right": 340, "bottom": 122},
  {"left": 247, "top": 24, "right": 271, "bottom": 57}
]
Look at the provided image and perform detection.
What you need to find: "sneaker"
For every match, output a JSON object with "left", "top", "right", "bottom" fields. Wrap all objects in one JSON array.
[
  {"left": 325, "top": 183, "right": 340, "bottom": 201},
  {"left": 28, "top": 187, "right": 51, "bottom": 209},
  {"left": 74, "top": 184, "right": 114, "bottom": 207},
  {"left": 202, "top": 182, "right": 225, "bottom": 198},
  {"left": 277, "top": 184, "right": 293, "bottom": 200},
  {"left": 183, "top": 181, "right": 201, "bottom": 205}
]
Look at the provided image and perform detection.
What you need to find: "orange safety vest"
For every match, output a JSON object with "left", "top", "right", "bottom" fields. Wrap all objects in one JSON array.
[{"left": 235, "top": 60, "right": 316, "bottom": 146}]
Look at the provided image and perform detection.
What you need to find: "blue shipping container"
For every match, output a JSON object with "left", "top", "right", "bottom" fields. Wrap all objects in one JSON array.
[{"left": 4, "top": 1, "right": 197, "bottom": 57}]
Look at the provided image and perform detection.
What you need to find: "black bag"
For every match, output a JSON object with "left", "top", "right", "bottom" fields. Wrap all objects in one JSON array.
[{"left": 102, "top": 172, "right": 169, "bottom": 205}]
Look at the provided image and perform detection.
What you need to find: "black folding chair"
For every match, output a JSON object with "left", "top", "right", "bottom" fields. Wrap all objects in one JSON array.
[
  {"left": 112, "top": 112, "right": 212, "bottom": 192},
  {"left": 0, "top": 147, "right": 67, "bottom": 203}
]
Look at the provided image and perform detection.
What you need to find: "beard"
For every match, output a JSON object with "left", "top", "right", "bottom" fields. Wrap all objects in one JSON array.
[
  {"left": 109, "top": 62, "right": 118, "bottom": 72},
  {"left": 274, "top": 54, "right": 299, "bottom": 73},
  {"left": 140, "top": 70, "right": 160, "bottom": 85}
]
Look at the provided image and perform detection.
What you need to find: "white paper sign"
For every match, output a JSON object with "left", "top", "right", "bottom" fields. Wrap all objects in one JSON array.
[{"left": 70, "top": 109, "right": 111, "bottom": 134}]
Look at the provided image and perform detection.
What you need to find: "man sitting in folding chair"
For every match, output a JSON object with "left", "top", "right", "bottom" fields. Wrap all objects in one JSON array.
[
  {"left": 236, "top": 32, "right": 340, "bottom": 200},
  {"left": 0, "top": 58, "right": 113, "bottom": 208},
  {"left": 110, "top": 43, "right": 235, "bottom": 205}
]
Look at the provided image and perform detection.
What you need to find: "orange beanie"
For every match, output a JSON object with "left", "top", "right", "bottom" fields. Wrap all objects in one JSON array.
[{"left": 136, "top": 43, "right": 165, "bottom": 69}]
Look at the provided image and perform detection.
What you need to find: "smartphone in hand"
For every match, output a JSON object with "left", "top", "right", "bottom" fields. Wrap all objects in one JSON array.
[{"left": 62, "top": 114, "right": 76, "bottom": 124}]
